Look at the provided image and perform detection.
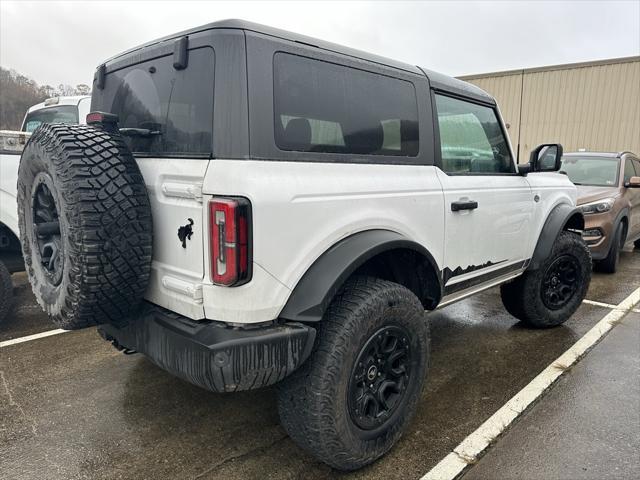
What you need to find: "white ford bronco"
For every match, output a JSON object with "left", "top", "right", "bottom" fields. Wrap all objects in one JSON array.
[{"left": 14, "top": 20, "right": 591, "bottom": 470}]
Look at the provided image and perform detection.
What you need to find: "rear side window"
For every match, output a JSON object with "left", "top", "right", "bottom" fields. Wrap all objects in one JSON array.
[
  {"left": 91, "top": 47, "right": 214, "bottom": 156},
  {"left": 273, "top": 53, "right": 419, "bottom": 156},
  {"left": 435, "top": 94, "right": 513, "bottom": 174},
  {"left": 22, "top": 106, "right": 78, "bottom": 132}
]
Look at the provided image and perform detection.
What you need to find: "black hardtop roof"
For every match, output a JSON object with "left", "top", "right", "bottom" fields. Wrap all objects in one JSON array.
[{"left": 102, "top": 19, "right": 494, "bottom": 104}]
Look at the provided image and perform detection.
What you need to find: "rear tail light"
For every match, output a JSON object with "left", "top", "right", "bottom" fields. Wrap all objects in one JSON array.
[{"left": 209, "top": 197, "right": 252, "bottom": 286}]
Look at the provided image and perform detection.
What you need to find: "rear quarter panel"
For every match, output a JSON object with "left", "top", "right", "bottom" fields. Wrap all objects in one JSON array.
[{"left": 202, "top": 159, "right": 445, "bottom": 321}]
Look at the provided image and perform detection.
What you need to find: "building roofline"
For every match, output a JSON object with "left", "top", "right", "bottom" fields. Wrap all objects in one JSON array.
[{"left": 457, "top": 55, "right": 640, "bottom": 80}]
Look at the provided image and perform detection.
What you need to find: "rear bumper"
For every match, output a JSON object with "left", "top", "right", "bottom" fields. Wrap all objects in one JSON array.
[{"left": 98, "top": 304, "right": 316, "bottom": 393}]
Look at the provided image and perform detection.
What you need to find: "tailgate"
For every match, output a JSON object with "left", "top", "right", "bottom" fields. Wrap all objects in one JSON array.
[{"left": 136, "top": 158, "right": 210, "bottom": 319}]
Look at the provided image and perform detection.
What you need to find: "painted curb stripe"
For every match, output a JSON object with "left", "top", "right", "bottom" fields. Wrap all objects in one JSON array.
[
  {"left": 0, "top": 328, "right": 68, "bottom": 348},
  {"left": 421, "top": 286, "right": 640, "bottom": 480},
  {"left": 583, "top": 298, "right": 640, "bottom": 313}
]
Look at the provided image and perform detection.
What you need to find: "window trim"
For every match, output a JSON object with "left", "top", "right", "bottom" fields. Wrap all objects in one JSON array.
[
  {"left": 272, "top": 50, "right": 420, "bottom": 159},
  {"left": 431, "top": 89, "right": 518, "bottom": 176}
]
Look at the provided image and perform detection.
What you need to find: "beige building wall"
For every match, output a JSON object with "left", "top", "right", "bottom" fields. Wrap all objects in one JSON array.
[{"left": 459, "top": 56, "right": 640, "bottom": 163}]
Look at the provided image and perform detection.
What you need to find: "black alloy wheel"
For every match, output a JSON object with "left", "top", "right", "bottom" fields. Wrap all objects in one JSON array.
[
  {"left": 31, "top": 173, "right": 63, "bottom": 286},
  {"left": 348, "top": 326, "right": 412, "bottom": 431},
  {"left": 541, "top": 254, "right": 580, "bottom": 310}
]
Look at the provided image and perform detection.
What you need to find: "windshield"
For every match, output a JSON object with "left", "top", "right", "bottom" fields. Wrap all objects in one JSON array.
[
  {"left": 560, "top": 156, "right": 620, "bottom": 187},
  {"left": 91, "top": 47, "right": 214, "bottom": 156},
  {"left": 22, "top": 105, "right": 78, "bottom": 132}
]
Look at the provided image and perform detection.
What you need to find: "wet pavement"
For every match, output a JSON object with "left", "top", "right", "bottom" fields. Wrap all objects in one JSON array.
[
  {"left": 465, "top": 311, "right": 640, "bottom": 480},
  {"left": 1, "top": 247, "right": 639, "bottom": 480}
]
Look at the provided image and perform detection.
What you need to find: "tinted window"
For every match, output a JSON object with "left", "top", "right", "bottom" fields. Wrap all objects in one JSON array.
[
  {"left": 624, "top": 158, "right": 636, "bottom": 184},
  {"left": 273, "top": 53, "right": 419, "bottom": 156},
  {"left": 435, "top": 94, "right": 513, "bottom": 174},
  {"left": 22, "top": 105, "right": 78, "bottom": 132},
  {"left": 91, "top": 47, "right": 214, "bottom": 156},
  {"left": 560, "top": 156, "right": 619, "bottom": 187}
]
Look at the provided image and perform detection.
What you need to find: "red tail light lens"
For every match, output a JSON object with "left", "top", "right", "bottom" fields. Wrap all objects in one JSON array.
[{"left": 209, "top": 197, "right": 252, "bottom": 286}]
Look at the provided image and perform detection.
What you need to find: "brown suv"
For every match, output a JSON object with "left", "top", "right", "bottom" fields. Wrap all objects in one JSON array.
[{"left": 560, "top": 151, "right": 640, "bottom": 273}]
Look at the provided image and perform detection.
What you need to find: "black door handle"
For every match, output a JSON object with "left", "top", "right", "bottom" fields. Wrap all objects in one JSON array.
[{"left": 451, "top": 200, "right": 478, "bottom": 212}]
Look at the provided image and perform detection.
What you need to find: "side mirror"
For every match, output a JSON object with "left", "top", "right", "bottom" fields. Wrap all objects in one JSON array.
[
  {"left": 529, "top": 143, "right": 563, "bottom": 172},
  {"left": 626, "top": 176, "right": 640, "bottom": 188}
]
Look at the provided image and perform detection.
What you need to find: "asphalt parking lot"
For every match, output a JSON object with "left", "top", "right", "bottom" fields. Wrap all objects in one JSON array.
[{"left": 1, "top": 247, "right": 639, "bottom": 480}]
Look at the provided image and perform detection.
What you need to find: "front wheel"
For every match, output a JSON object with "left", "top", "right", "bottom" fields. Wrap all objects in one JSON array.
[
  {"left": 501, "top": 231, "right": 591, "bottom": 328},
  {"left": 634, "top": 238, "right": 640, "bottom": 249},
  {"left": 277, "top": 277, "right": 429, "bottom": 471}
]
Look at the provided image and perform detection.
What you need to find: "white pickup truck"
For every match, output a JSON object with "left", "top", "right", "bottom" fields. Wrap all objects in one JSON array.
[{"left": 0, "top": 95, "right": 90, "bottom": 322}]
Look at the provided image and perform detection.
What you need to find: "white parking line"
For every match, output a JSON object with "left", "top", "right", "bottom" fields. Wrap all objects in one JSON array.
[
  {"left": 583, "top": 298, "right": 640, "bottom": 313},
  {"left": 421, "top": 286, "right": 640, "bottom": 480},
  {"left": 0, "top": 328, "right": 68, "bottom": 349}
]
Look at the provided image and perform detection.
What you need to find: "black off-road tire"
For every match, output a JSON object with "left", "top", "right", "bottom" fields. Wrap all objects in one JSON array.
[
  {"left": 500, "top": 231, "right": 591, "bottom": 328},
  {"left": 595, "top": 222, "right": 625, "bottom": 274},
  {"left": 17, "top": 123, "right": 153, "bottom": 330},
  {"left": 277, "top": 276, "right": 429, "bottom": 471},
  {"left": 0, "top": 260, "right": 12, "bottom": 324},
  {"left": 634, "top": 238, "right": 640, "bottom": 249}
]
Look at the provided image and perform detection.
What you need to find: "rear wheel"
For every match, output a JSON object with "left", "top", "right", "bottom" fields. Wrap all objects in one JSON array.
[
  {"left": 595, "top": 222, "right": 625, "bottom": 273},
  {"left": 17, "top": 123, "right": 153, "bottom": 329},
  {"left": 0, "top": 260, "right": 12, "bottom": 324},
  {"left": 277, "top": 277, "right": 429, "bottom": 471},
  {"left": 500, "top": 231, "right": 591, "bottom": 328}
]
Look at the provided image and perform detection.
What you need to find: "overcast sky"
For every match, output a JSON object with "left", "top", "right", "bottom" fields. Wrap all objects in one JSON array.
[{"left": 1, "top": 0, "right": 639, "bottom": 87}]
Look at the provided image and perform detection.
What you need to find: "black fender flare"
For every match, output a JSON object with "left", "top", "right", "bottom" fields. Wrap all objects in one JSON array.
[
  {"left": 529, "top": 203, "right": 584, "bottom": 270},
  {"left": 279, "top": 230, "right": 440, "bottom": 322}
]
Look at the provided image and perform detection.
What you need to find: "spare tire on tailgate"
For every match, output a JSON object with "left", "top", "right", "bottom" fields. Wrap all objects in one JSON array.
[{"left": 17, "top": 123, "right": 153, "bottom": 330}]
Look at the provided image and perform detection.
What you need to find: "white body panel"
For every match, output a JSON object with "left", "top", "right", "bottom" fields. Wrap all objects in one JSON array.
[
  {"left": 199, "top": 160, "right": 446, "bottom": 323},
  {"left": 524, "top": 171, "right": 579, "bottom": 253},
  {"left": 436, "top": 168, "right": 533, "bottom": 282},
  {"left": 135, "top": 158, "right": 209, "bottom": 319}
]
